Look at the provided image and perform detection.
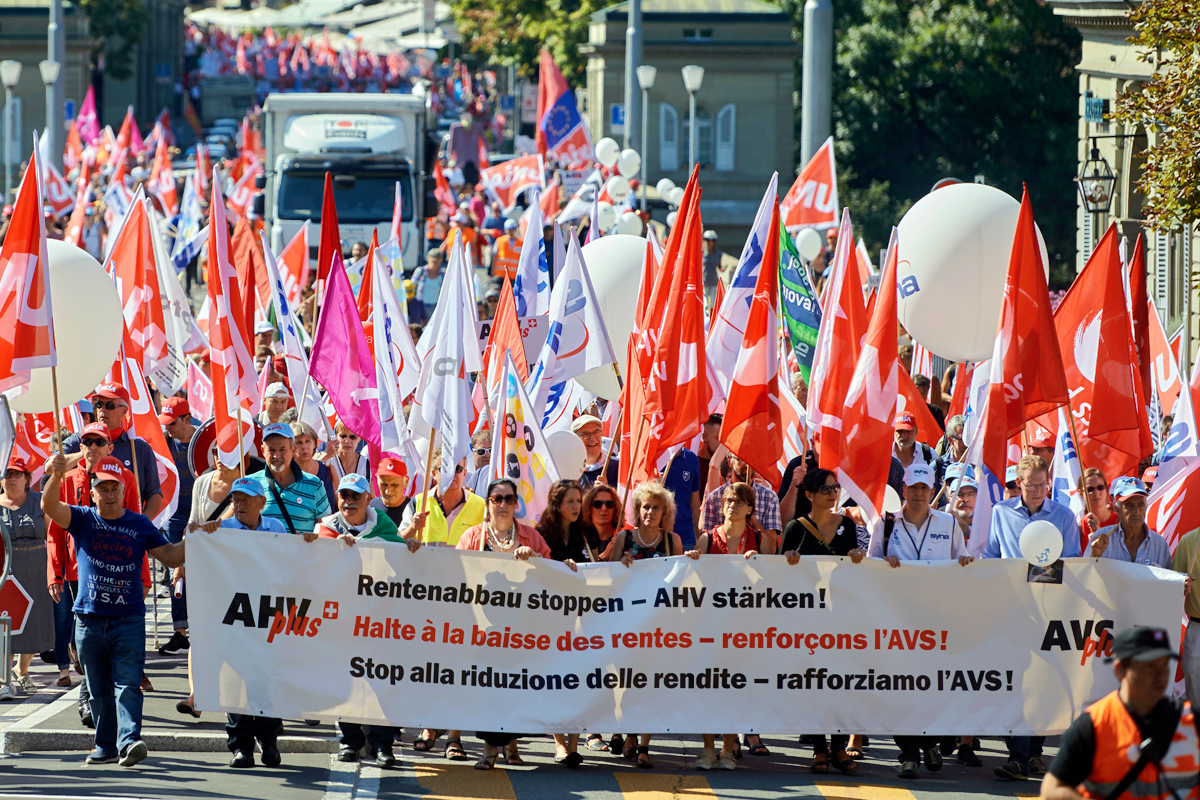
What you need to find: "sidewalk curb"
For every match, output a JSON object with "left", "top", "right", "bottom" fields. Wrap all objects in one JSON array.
[{"left": 2, "top": 728, "right": 339, "bottom": 754}]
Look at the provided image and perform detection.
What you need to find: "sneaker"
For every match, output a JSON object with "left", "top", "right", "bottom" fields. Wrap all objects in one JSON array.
[
  {"left": 924, "top": 743, "right": 943, "bottom": 772},
  {"left": 376, "top": 748, "right": 397, "bottom": 769},
  {"left": 1029, "top": 755, "right": 1048, "bottom": 776},
  {"left": 85, "top": 748, "right": 118, "bottom": 765},
  {"left": 260, "top": 745, "right": 281, "bottom": 768},
  {"left": 695, "top": 750, "right": 717, "bottom": 770},
  {"left": 229, "top": 749, "right": 254, "bottom": 769},
  {"left": 119, "top": 740, "right": 148, "bottom": 767},
  {"left": 16, "top": 673, "right": 35, "bottom": 694},
  {"left": 158, "top": 631, "right": 190, "bottom": 656},
  {"left": 898, "top": 760, "right": 920, "bottom": 779},
  {"left": 958, "top": 743, "right": 983, "bottom": 767},
  {"left": 80, "top": 705, "right": 94, "bottom": 728},
  {"left": 0, "top": 683, "right": 17, "bottom": 701},
  {"left": 994, "top": 759, "right": 1029, "bottom": 780},
  {"left": 337, "top": 745, "right": 359, "bottom": 763},
  {"left": 716, "top": 752, "right": 737, "bottom": 770}
]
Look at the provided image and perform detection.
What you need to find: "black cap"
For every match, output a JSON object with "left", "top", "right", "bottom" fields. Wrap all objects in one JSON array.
[{"left": 1107, "top": 627, "right": 1177, "bottom": 663}]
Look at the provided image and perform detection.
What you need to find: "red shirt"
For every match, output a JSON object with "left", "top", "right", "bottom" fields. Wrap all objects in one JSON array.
[{"left": 45, "top": 463, "right": 150, "bottom": 589}]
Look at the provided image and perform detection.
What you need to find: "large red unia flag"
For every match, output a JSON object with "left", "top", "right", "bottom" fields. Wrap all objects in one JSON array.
[{"left": 780, "top": 136, "right": 838, "bottom": 233}]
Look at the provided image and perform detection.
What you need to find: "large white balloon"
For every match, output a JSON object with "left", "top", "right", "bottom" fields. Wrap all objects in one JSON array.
[
  {"left": 1019, "top": 520, "right": 1063, "bottom": 567},
  {"left": 667, "top": 186, "right": 686, "bottom": 207},
  {"left": 796, "top": 228, "right": 823, "bottom": 261},
  {"left": 11, "top": 241, "right": 123, "bottom": 413},
  {"left": 604, "top": 175, "right": 631, "bottom": 203},
  {"left": 546, "top": 430, "right": 587, "bottom": 481},
  {"left": 576, "top": 234, "right": 647, "bottom": 399},
  {"left": 616, "top": 211, "right": 643, "bottom": 236},
  {"left": 596, "top": 201, "right": 616, "bottom": 231},
  {"left": 617, "top": 149, "right": 642, "bottom": 178},
  {"left": 896, "top": 183, "right": 1048, "bottom": 362},
  {"left": 655, "top": 178, "right": 676, "bottom": 198},
  {"left": 595, "top": 137, "right": 621, "bottom": 168},
  {"left": 666, "top": 211, "right": 677, "bottom": 228}
]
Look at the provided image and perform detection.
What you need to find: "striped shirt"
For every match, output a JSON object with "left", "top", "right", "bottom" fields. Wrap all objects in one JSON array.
[
  {"left": 1094, "top": 524, "right": 1172, "bottom": 568},
  {"left": 701, "top": 479, "right": 782, "bottom": 534},
  {"left": 249, "top": 465, "right": 331, "bottom": 534}
]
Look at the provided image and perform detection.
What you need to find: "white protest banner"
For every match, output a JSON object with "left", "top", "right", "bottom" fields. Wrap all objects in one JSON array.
[{"left": 190, "top": 535, "right": 1182, "bottom": 735}]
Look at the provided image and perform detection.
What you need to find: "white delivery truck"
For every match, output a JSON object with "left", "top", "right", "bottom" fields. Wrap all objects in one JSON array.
[{"left": 260, "top": 93, "right": 428, "bottom": 271}]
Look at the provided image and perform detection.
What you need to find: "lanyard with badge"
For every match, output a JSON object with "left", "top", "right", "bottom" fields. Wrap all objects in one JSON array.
[{"left": 898, "top": 515, "right": 933, "bottom": 558}]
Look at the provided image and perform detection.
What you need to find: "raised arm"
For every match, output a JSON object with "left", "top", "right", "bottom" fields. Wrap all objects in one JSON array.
[{"left": 40, "top": 455, "right": 72, "bottom": 529}]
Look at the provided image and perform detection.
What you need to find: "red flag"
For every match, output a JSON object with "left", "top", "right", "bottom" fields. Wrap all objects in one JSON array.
[
  {"left": 115, "top": 107, "right": 134, "bottom": 153},
  {"left": 109, "top": 146, "right": 130, "bottom": 189},
  {"left": 147, "top": 136, "right": 178, "bottom": 216},
  {"left": 64, "top": 123, "right": 83, "bottom": 170},
  {"left": 838, "top": 228, "right": 900, "bottom": 529},
  {"left": 947, "top": 362, "right": 970, "bottom": 420},
  {"left": 231, "top": 217, "right": 267, "bottom": 342},
  {"left": 1129, "top": 234, "right": 1150, "bottom": 404},
  {"left": 481, "top": 276, "right": 529, "bottom": 391},
  {"left": 104, "top": 194, "right": 168, "bottom": 375},
  {"left": 1148, "top": 298, "right": 1182, "bottom": 415},
  {"left": 120, "top": 344, "right": 180, "bottom": 525},
  {"left": 432, "top": 160, "right": 456, "bottom": 218},
  {"left": 355, "top": 229, "right": 379, "bottom": 323},
  {"left": 708, "top": 279, "right": 725, "bottom": 332},
  {"left": 279, "top": 222, "right": 310, "bottom": 309},
  {"left": 539, "top": 179, "right": 561, "bottom": 225},
  {"left": 1048, "top": 223, "right": 1151, "bottom": 479},
  {"left": 897, "top": 369, "right": 942, "bottom": 448},
  {"left": 780, "top": 136, "right": 838, "bottom": 232},
  {"left": 965, "top": 186, "right": 1070, "bottom": 480},
  {"left": 62, "top": 183, "right": 91, "bottom": 249},
  {"left": 317, "top": 172, "right": 342, "bottom": 294},
  {"left": 720, "top": 203, "right": 783, "bottom": 487},
  {"left": 183, "top": 95, "right": 203, "bottom": 137},
  {"left": 194, "top": 143, "right": 210, "bottom": 193},
  {"left": 809, "top": 209, "right": 870, "bottom": 470}
]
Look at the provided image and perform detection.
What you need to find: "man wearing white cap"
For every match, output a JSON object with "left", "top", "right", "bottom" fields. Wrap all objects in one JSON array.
[
  {"left": 701, "top": 230, "right": 734, "bottom": 308},
  {"left": 253, "top": 320, "right": 276, "bottom": 353},
  {"left": 1088, "top": 478, "right": 1171, "bottom": 567},
  {"left": 572, "top": 415, "right": 617, "bottom": 488},
  {"left": 943, "top": 463, "right": 977, "bottom": 539},
  {"left": 258, "top": 382, "right": 291, "bottom": 427}
]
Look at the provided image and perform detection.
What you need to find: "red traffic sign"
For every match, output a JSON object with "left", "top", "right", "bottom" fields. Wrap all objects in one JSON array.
[{"left": 0, "top": 575, "right": 33, "bottom": 635}]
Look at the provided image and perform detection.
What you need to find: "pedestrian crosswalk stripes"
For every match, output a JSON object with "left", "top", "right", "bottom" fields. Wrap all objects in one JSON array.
[
  {"left": 415, "top": 763, "right": 518, "bottom": 799},
  {"left": 614, "top": 773, "right": 720, "bottom": 798}
]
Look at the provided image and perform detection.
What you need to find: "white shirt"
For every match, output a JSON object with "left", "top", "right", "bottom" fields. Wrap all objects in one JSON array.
[{"left": 867, "top": 507, "right": 963, "bottom": 561}]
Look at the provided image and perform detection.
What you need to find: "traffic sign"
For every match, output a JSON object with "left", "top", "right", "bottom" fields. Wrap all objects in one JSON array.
[{"left": 0, "top": 574, "right": 33, "bottom": 635}]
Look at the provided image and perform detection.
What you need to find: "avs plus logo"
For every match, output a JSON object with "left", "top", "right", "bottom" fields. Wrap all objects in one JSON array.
[
  {"left": 221, "top": 593, "right": 339, "bottom": 643},
  {"left": 1041, "top": 618, "right": 1113, "bottom": 666}
]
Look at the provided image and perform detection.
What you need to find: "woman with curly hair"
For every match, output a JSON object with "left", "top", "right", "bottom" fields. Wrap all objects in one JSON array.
[{"left": 581, "top": 483, "right": 625, "bottom": 560}]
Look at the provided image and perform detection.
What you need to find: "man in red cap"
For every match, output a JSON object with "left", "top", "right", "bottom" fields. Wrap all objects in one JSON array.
[
  {"left": 1026, "top": 425, "right": 1056, "bottom": 467},
  {"left": 894, "top": 411, "right": 941, "bottom": 495},
  {"left": 158, "top": 397, "right": 197, "bottom": 656},
  {"left": 369, "top": 457, "right": 428, "bottom": 537},
  {"left": 56, "top": 383, "right": 162, "bottom": 521}
]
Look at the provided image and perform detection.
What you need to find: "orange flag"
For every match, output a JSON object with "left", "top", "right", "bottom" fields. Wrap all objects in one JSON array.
[
  {"left": 482, "top": 276, "right": 529, "bottom": 392},
  {"left": 356, "top": 229, "right": 379, "bottom": 323}
]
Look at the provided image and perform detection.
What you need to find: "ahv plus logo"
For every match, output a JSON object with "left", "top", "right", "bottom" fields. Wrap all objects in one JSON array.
[
  {"left": 221, "top": 593, "right": 338, "bottom": 643},
  {"left": 1041, "top": 618, "right": 1114, "bottom": 666}
]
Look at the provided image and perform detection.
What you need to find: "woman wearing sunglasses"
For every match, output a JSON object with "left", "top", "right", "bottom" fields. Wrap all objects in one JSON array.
[
  {"left": 324, "top": 421, "right": 370, "bottom": 484},
  {"left": 581, "top": 484, "right": 624, "bottom": 563},
  {"left": 780, "top": 468, "right": 866, "bottom": 775},
  {"left": 453, "top": 478, "right": 551, "bottom": 770}
]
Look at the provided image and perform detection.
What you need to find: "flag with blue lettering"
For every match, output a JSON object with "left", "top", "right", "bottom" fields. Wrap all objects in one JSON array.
[
  {"left": 1156, "top": 346, "right": 1198, "bottom": 487},
  {"left": 779, "top": 224, "right": 822, "bottom": 383},
  {"left": 513, "top": 192, "right": 551, "bottom": 317},
  {"left": 1051, "top": 407, "right": 1085, "bottom": 516},
  {"left": 170, "top": 174, "right": 207, "bottom": 273},
  {"left": 490, "top": 352, "right": 562, "bottom": 524}
]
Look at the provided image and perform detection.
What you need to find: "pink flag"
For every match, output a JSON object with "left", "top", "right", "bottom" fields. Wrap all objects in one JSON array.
[
  {"left": 187, "top": 360, "right": 213, "bottom": 421},
  {"left": 76, "top": 87, "right": 100, "bottom": 145},
  {"left": 309, "top": 252, "right": 380, "bottom": 446}
]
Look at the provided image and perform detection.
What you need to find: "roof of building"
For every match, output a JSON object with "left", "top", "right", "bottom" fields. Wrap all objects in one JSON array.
[{"left": 594, "top": 0, "right": 790, "bottom": 22}]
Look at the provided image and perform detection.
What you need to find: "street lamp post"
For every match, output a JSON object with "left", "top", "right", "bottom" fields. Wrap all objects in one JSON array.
[
  {"left": 40, "top": 60, "right": 60, "bottom": 166},
  {"left": 1, "top": 61, "right": 22, "bottom": 203},
  {"left": 636, "top": 64, "right": 656, "bottom": 212},
  {"left": 46, "top": 0, "right": 65, "bottom": 171},
  {"left": 681, "top": 65, "right": 704, "bottom": 173}
]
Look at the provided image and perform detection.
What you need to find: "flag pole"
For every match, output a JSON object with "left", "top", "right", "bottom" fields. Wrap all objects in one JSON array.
[
  {"left": 418, "top": 427, "right": 437, "bottom": 538},
  {"left": 599, "top": 406, "right": 623, "bottom": 479},
  {"left": 236, "top": 412, "right": 247, "bottom": 480},
  {"left": 50, "top": 367, "right": 64, "bottom": 455},
  {"left": 1062, "top": 405, "right": 1097, "bottom": 549},
  {"left": 620, "top": 414, "right": 648, "bottom": 513}
]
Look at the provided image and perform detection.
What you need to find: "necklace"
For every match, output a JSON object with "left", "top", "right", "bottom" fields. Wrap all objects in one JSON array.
[
  {"left": 634, "top": 527, "right": 661, "bottom": 549},
  {"left": 487, "top": 524, "right": 517, "bottom": 552}
]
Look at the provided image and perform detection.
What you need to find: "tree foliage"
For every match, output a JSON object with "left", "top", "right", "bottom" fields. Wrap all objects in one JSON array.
[
  {"left": 78, "top": 0, "right": 148, "bottom": 81},
  {"left": 1113, "top": 0, "right": 1200, "bottom": 232},
  {"left": 778, "top": 0, "right": 1081, "bottom": 283},
  {"left": 451, "top": 0, "right": 601, "bottom": 79}
]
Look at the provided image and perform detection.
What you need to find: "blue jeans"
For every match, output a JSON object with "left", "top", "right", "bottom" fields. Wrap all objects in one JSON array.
[
  {"left": 1004, "top": 736, "right": 1045, "bottom": 769},
  {"left": 52, "top": 581, "right": 76, "bottom": 670},
  {"left": 75, "top": 614, "right": 145, "bottom": 756}
]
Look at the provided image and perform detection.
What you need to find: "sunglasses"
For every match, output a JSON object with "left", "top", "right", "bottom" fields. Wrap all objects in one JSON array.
[
  {"left": 94, "top": 401, "right": 125, "bottom": 411},
  {"left": 489, "top": 494, "right": 518, "bottom": 506},
  {"left": 81, "top": 438, "right": 110, "bottom": 448},
  {"left": 473, "top": 447, "right": 491, "bottom": 457},
  {"left": 1085, "top": 485, "right": 1107, "bottom": 494},
  {"left": 591, "top": 499, "right": 615, "bottom": 509},
  {"left": 337, "top": 433, "right": 360, "bottom": 440},
  {"left": 4, "top": 470, "right": 25, "bottom": 480},
  {"left": 815, "top": 483, "right": 841, "bottom": 496}
]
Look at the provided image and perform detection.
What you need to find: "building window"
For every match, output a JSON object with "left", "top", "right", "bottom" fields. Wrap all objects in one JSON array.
[
  {"left": 682, "top": 28, "right": 713, "bottom": 41},
  {"left": 715, "top": 104, "right": 736, "bottom": 171},
  {"left": 678, "top": 105, "right": 713, "bottom": 168},
  {"left": 660, "top": 103, "right": 678, "bottom": 172}
]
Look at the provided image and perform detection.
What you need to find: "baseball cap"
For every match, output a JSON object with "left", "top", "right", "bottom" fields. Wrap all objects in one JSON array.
[
  {"left": 92, "top": 383, "right": 127, "bottom": 402},
  {"left": 453, "top": 212, "right": 468, "bottom": 223},
  {"left": 264, "top": 382, "right": 290, "bottom": 400},
  {"left": 903, "top": 463, "right": 935, "bottom": 488},
  {"left": 230, "top": 477, "right": 265, "bottom": 498},
  {"left": 1106, "top": 627, "right": 1176, "bottom": 663},
  {"left": 1142, "top": 465, "right": 1159, "bottom": 484},
  {"left": 337, "top": 473, "right": 371, "bottom": 495},
  {"left": 1111, "top": 476, "right": 1149, "bottom": 499},
  {"left": 157, "top": 397, "right": 191, "bottom": 425},
  {"left": 945, "top": 462, "right": 977, "bottom": 489},
  {"left": 895, "top": 411, "right": 916, "bottom": 431},
  {"left": 82, "top": 422, "right": 110, "bottom": 440},
  {"left": 503, "top": 219, "right": 517, "bottom": 231},
  {"left": 1029, "top": 427, "right": 1054, "bottom": 448},
  {"left": 703, "top": 230, "right": 718, "bottom": 241},
  {"left": 1005, "top": 465, "right": 1020, "bottom": 485},
  {"left": 376, "top": 457, "right": 408, "bottom": 480},
  {"left": 254, "top": 320, "right": 275, "bottom": 335},
  {"left": 77, "top": 399, "right": 94, "bottom": 414},
  {"left": 262, "top": 422, "right": 294, "bottom": 440},
  {"left": 570, "top": 414, "right": 603, "bottom": 433},
  {"left": 91, "top": 456, "right": 125, "bottom": 483},
  {"left": 6, "top": 456, "right": 29, "bottom": 474}
]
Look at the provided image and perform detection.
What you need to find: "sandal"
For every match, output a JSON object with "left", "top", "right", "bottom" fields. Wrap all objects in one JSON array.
[
  {"left": 747, "top": 742, "right": 770, "bottom": 756},
  {"left": 444, "top": 738, "right": 468, "bottom": 760},
  {"left": 413, "top": 731, "right": 438, "bottom": 752},
  {"left": 636, "top": 745, "right": 653, "bottom": 769},
  {"left": 586, "top": 734, "right": 609, "bottom": 752},
  {"left": 175, "top": 696, "right": 201, "bottom": 719},
  {"left": 503, "top": 743, "right": 524, "bottom": 765},
  {"left": 811, "top": 756, "right": 830, "bottom": 774},
  {"left": 623, "top": 736, "right": 638, "bottom": 760},
  {"left": 609, "top": 734, "right": 625, "bottom": 755},
  {"left": 474, "top": 746, "right": 498, "bottom": 770},
  {"left": 844, "top": 748, "right": 863, "bottom": 759},
  {"left": 833, "top": 755, "right": 858, "bottom": 775}
]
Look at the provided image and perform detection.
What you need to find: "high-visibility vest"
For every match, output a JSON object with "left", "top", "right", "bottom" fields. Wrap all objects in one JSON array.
[
  {"left": 413, "top": 490, "right": 485, "bottom": 546},
  {"left": 1080, "top": 690, "right": 1200, "bottom": 800},
  {"left": 441, "top": 226, "right": 480, "bottom": 265},
  {"left": 425, "top": 216, "right": 449, "bottom": 241},
  {"left": 492, "top": 235, "right": 522, "bottom": 279}
]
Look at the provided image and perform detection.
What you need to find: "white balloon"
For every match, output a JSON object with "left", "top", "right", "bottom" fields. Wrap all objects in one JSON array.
[
  {"left": 896, "top": 183, "right": 1048, "bottom": 362},
  {"left": 596, "top": 201, "right": 616, "bottom": 232},
  {"left": 605, "top": 175, "right": 631, "bottom": 203},
  {"left": 666, "top": 211, "right": 677, "bottom": 228},
  {"left": 796, "top": 228, "right": 823, "bottom": 262},
  {"left": 546, "top": 430, "right": 588, "bottom": 481},
  {"left": 617, "top": 149, "right": 641, "bottom": 178},
  {"left": 616, "top": 211, "right": 643, "bottom": 236},
  {"left": 655, "top": 178, "right": 676, "bottom": 198},
  {"left": 595, "top": 137, "right": 621, "bottom": 168},
  {"left": 11, "top": 241, "right": 123, "bottom": 413},
  {"left": 667, "top": 186, "right": 686, "bottom": 207},
  {"left": 576, "top": 234, "right": 647, "bottom": 399},
  {"left": 1019, "top": 520, "right": 1063, "bottom": 568},
  {"left": 883, "top": 486, "right": 902, "bottom": 515}
]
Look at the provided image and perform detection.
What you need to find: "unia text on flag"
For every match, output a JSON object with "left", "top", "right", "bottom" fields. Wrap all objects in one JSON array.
[
  {"left": 808, "top": 209, "right": 868, "bottom": 470},
  {"left": 488, "top": 352, "right": 562, "bottom": 524},
  {"left": 838, "top": 228, "right": 900, "bottom": 531},
  {"left": 536, "top": 49, "right": 594, "bottom": 165},
  {"left": 708, "top": 173, "right": 778, "bottom": 394},
  {"left": 104, "top": 192, "right": 169, "bottom": 378},
  {"left": 780, "top": 136, "right": 838, "bottom": 233},
  {"left": 778, "top": 218, "right": 822, "bottom": 383},
  {"left": 1046, "top": 223, "right": 1151, "bottom": 481},
  {"left": 964, "top": 186, "right": 1070, "bottom": 483},
  {"left": 205, "top": 166, "right": 260, "bottom": 469},
  {"left": 260, "top": 233, "right": 326, "bottom": 434},
  {"left": 719, "top": 201, "right": 783, "bottom": 487},
  {"left": 0, "top": 136, "right": 56, "bottom": 395},
  {"left": 513, "top": 190, "right": 551, "bottom": 317}
]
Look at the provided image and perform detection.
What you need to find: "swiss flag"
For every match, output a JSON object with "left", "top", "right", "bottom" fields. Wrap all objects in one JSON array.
[
  {"left": 780, "top": 136, "right": 838, "bottom": 232},
  {"left": 838, "top": 228, "right": 899, "bottom": 529}
]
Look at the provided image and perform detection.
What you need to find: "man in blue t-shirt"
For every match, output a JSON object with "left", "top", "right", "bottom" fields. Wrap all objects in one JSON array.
[
  {"left": 42, "top": 453, "right": 186, "bottom": 769},
  {"left": 661, "top": 448, "right": 704, "bottom": 549}
]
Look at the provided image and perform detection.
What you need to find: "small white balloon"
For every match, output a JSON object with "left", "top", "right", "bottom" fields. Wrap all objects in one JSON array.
[
  {"left": 605, "top": 175, "right": 632, "bottom": 203},
  {"left": 666, "top": 211, "right": 678, "bottom": 228},
  {"left": 667, "top": 186, "right": 686, "bottom": 207},
  {"left": 596, "top": 201, "right": 616, "bottom": 231},
  {"left": 1019, "top": 520, "right": 1064, "bottom": 568},
  {"left": 617, "top": 149, "right": 641, "bottom": 177},
  {"left": 595, "top": 137, "right": 621, "bottom": 168},
  {"left": 616, "top": 211, "right": 643, "bottom": 236},
  {"left": 796, "top": 229, "right": 823, "bottom": 262},
  {"left": 883, "top": 486, "right": 902, "bottom": 515},
  {"left": 655, "top": 178, "right": 676, "bottom": 197},
  {"left": 546, "top": 430, "right": 588, "bottom": 480}
]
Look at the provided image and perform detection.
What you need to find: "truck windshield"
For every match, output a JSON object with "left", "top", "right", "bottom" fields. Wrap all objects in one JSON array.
[{"left": 277, "top": 171, "right": 414, "bottom": 224}]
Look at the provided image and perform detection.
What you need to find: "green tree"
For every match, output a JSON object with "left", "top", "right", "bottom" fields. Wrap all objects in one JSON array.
[
  {"left": 779, "top": 0, "right": 1081, "bottom": 284},
  {"left": 451, "top": 0, "right": 601, "bottom": 79},
  {"left": 78, "top": 0, "right": 148, "bottom": 81},
  {"left": 1113, "top": 0, "right": 1200, "bottom": 232}
]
